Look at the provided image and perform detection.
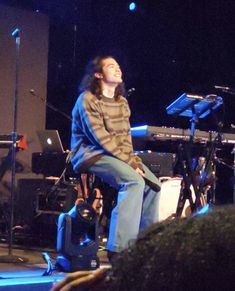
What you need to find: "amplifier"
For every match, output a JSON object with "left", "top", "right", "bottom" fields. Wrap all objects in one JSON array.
[
  {"left": 16, "top": 179, "right": 77, "bottom": 247},
  {"left": 17, "top": 179, "right": 77, "bottom": 217},
  {"left": 136, "top": 151, "right": 176, "bottom": 177},
  {"left": 36, "top": 180, "right": 77, "bottom": 214}
]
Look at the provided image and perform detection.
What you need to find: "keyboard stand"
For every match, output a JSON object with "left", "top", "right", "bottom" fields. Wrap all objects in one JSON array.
[{"left": 166, "top": 93, "right": 223, "bottom": 216}]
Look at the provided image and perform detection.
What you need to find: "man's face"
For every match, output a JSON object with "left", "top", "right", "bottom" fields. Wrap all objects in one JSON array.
[{"left": 98, "top": 58, "right": 123, "bottom": 85}]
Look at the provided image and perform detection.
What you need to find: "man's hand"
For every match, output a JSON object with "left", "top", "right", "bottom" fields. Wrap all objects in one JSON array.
[
  {"left": 135, "top": 167, "right": 145, "bottom": 177},
  {"left": 51, "top": 266, "right": 111, "bottom": 291}
]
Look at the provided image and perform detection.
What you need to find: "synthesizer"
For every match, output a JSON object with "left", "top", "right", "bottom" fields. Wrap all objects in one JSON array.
[{"left": 131, "top": 125, "right": 235, "bottom": 144}]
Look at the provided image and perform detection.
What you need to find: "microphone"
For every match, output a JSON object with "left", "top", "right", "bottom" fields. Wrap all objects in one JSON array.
[
  {"left": 29, "top": 89, "right": 35, "bottom": 95},
  {"left": 11, "top": 28, "right": 20, "bottom": 38},
  {"left": 214, "top": 85, "right": 235, "bottom": 96},
  {"left": 29, "top": 89, "right": 45, "bottom": 102},
  {"left": 127, "top": 87, "right": 135, "bottom": 97},
  {"left": 214, "top": 85, "right": 230, "bottom": 91}
]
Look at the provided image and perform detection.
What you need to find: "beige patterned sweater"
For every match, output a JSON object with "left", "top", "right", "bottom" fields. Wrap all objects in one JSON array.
[{"left": 71, "top": 91, "right": 143, "bottom": 172}]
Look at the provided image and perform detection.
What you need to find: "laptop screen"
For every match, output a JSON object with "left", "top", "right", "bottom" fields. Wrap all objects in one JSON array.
[{"left": 37, "top": 130, "right": 64, "bottom": 153}]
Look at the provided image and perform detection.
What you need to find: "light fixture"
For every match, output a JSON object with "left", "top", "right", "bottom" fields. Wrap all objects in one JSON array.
[
  {"left": 129, "top": 2, "right": 137, "bottom": 11},
  {"left": 56, "top": 202, "right": 99, "bottom": 272}
]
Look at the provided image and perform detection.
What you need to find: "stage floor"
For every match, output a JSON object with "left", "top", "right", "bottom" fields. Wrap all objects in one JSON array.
[{"left": 0, "top": 244, "right": 109, "bottom": 290}]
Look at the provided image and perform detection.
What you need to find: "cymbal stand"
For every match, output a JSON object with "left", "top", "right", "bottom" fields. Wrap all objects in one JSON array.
[
  {"left": 214, "top": 88, "right": 235, "bottom": 203},
  {"left": 214, "top": 145, "right": 235, "bottom": 202}
]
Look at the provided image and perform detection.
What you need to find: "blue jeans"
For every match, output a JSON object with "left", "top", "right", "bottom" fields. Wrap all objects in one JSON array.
[{"left": 89, "top": 155, "right": 161, "bottom": 252}]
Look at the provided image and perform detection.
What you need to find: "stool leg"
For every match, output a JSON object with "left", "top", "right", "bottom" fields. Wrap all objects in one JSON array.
[{"left": 78, "top": 173, "right": 87, "bottom": 201}]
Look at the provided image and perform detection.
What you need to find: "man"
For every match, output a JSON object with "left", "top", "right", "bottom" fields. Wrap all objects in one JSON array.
[{"left": 71, "top": 56, "right": 161, "bottom": 259}]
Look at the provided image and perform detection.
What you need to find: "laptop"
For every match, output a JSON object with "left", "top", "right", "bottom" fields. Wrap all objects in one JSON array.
[{"left": 37, "top": 130, "right": 65, "bottom": 153}]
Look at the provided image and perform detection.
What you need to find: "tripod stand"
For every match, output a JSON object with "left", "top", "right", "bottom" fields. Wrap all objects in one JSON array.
[
  {"left": 166, "top": 93, "right": 223, "bottom": 216},
  {"left": 0, "top": 28, "right": 28, "bottom": 263}
]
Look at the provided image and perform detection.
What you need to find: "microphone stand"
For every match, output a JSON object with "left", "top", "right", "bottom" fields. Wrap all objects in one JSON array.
[
  {"left": 30, "top": 90, "right": 72, "bottom": 121},
  {"left": 0, "top": 28, "right": 28, "bottom": 263},
  {"left": 214, "top": 86, "right": 235, "bottom": 203},
  {"left": 233, "top": 146, "right": 235, "bottom": 204}
]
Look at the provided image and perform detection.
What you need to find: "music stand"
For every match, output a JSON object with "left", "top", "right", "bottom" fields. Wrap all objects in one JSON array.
[
  {"left": 167, "top": 93, "right": 223, "bottom": 142},
  {"left": 166, "top": 93, "right": 223, "bottom": 216}
]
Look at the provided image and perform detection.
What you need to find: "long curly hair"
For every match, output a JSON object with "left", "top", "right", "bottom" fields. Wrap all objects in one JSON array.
[{"left": 79, "top": 56, "right": 126, "bottom": 100}]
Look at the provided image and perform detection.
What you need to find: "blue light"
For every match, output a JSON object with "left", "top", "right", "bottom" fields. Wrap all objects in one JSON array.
[
  {"left": 196, "top": 204, "right": 210, "bottom": 215},
  {"left": 0, "top": 274, "right": 65, "bottom": 286},
  {"left": 129, "top": 2, "right": 136, "bottom": 11}
]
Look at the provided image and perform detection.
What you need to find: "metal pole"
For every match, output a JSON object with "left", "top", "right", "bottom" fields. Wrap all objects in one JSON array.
[
  {"left": 233, "top": 146, "right": 235, "bottom": 203},
  {"left": 9, "top": 28, "right": 20, "bottom": 255},
  {"left": 0, "top": 28, "right": 28, "bottom": 263}
]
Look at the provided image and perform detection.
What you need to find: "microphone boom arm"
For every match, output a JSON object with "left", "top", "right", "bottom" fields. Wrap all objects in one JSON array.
[
  {"left": 30, "top": 89, "right": 72, "bottom": 121},
  {"left": 46, "top": 102, "right": 72, "bottom": 121}
]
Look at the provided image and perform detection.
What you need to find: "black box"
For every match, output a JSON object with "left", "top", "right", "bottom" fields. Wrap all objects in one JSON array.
[{"left": 136, "top": 151, "right": 176, "bottom": 177}]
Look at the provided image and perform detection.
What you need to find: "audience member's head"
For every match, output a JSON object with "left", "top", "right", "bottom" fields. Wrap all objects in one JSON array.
[{"left": 106, "top": 205, "right": 235, "bottom": 291}]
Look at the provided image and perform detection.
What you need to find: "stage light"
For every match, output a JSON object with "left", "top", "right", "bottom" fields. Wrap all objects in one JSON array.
[
  {"left": 196, "top": 204, "right": 210, "bottom": 215},
  {"left": 192, "top": 204, "right": 210, "bottom": 217},
  {"left": 56, "top": 202, "right": 99, "bottom": 272},
  {"left": 129, "top": 2, "right": 136, "bottom": 11}
]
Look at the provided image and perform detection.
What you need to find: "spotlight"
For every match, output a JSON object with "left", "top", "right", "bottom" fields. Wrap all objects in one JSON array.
[
  {"left": 129, "top": 2, "right": 137, "bottom": 11},
  {"left": 56, "top": 202, "right": 99, "bottom": 272}
]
